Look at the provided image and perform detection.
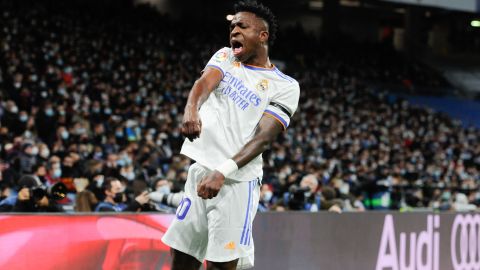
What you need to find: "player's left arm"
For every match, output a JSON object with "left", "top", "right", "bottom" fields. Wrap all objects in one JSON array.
[{"left": 197, "top": 116, "right": 283, "bottom": 199}]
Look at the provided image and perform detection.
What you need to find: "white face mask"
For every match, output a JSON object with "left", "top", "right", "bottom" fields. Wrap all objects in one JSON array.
[
  {"left": 339, "top": 184, "right": 350, "bottom": 195},
  {"left": 96, "top": 176, "right": 104, "bottom": 188},
  {"left": 40, "top": 148, "right": 50, "bottom": 158},
  {"left": 30, "top": 147, "right": 39, "bottom": 156},
  {"left": 263, "top": 191, "right": 273, "bottom": 202},
  {"left": 121, "top": 171, "right": 135, "bottom": 181},
  {"left": 156, "top": 185, "right": 171, "bottom": 195}
]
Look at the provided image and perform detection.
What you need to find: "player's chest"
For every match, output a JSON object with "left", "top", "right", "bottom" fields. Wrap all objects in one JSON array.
[{"left": 215, "top": 69, "right": 276, "bottom": 111}]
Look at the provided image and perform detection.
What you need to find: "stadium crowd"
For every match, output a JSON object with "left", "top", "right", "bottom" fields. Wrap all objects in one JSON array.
[{"left": 0, "top": 0, "right": 479, "bottom": 213}]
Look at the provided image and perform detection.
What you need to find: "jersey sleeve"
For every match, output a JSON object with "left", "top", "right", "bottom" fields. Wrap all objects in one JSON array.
[
  {"left": 204, "top": 47, "right": 232, "bottom": 77},
  {"left": 264, "top": 82, "right": 300, "bottom": 130}
]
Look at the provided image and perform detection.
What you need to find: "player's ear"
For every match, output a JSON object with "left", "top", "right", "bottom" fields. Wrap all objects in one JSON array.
[{"left": 259, "top": 31, "right": 269, "bottom": 44}]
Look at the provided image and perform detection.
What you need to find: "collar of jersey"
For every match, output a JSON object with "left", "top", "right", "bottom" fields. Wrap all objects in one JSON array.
[{"left": 243, "top": 63, "right": 276, "bottom": 71}]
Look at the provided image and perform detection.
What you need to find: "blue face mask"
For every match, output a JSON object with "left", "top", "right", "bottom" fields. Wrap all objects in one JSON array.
[
  {"left": 53, "top": 168, "right": 62, "bottom": 178},
  {"left": 19, "top": 115, "right": 28, "bottom": 122},
  {"left": 156, "top": 185, "right": 171, "bottom": 195},
  {"left": 117, "top": 159, "right": 126, "bottom": 167},
  {"left": 61, "top": 130, "right": 69, "bottom": 140},
  {"left": 263, "top": 191, "right": 273, "bottom": 202},
  {"left": 45, "top": 108, "right": 54, "bottom": 116}
]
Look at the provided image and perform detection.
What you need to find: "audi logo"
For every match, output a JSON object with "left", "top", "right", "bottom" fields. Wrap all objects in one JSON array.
[{"left": 451, "top": 214, "right": 480, "bottom": 270}]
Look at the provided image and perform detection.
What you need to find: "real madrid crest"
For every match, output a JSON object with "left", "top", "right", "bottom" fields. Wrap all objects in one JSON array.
[{"left": 256, "top": 79, "right": 269, "bottom": 92}]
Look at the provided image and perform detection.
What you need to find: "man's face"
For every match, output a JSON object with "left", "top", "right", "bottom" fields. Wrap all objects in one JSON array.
[
  {"left": 229, "top": 12, "right": 268, "bottom": 63},
  {"left": 107, "top": 180, "right": 124, "bottom": 202},
  {"left": 300, "top": 176, "right": 318, "bottom": 194}
]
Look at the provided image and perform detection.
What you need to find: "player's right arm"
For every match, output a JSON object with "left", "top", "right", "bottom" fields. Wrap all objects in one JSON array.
[{"left": 181, "top": 67, "right": 223, "bottom": 141}]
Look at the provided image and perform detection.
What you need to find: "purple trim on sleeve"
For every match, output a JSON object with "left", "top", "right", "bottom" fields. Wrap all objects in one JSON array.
[
  {"left": 264, "top": 109, "right": 288, "bottom": 128},
  {"left": 205, "top": 64, "right": 225, "bottom": 77}
]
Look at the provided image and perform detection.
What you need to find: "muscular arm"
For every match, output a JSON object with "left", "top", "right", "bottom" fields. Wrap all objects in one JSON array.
[
  {"left": 181, "top": 67, "right": 223, "bottom": 141},
  {"left": 232, "top": 115, "right": 284, "bottom": 168},
  {"left": 197, "top": 115, "right": 284, "bottom": 199}
]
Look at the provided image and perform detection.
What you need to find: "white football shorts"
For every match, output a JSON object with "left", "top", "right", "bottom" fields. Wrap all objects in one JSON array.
[{"left": 161, "top": 162, "right": 260, "bottom": 270}]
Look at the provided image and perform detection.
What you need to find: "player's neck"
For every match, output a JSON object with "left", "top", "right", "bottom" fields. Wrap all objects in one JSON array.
[{"left": 244, "top": 48, "right": 271, "bottom": 69}]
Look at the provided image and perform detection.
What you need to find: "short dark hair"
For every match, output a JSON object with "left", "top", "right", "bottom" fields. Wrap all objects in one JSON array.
[
  {"left": 102, "top": 177, "right": 119, "bottom": 192},
  {"left": 234, "top": 0, "right": 278, "bottom": 45}
]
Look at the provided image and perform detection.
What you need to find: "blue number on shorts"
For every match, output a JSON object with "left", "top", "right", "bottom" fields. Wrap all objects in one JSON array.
[{"left": 176, "top": 197, "right": 191, "bottom": 220}]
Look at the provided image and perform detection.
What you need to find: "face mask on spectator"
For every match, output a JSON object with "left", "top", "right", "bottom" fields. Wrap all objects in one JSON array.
[
  {"left": 58, "top": 87, "right": 66, "bottom": 96},
  {"left": 40, "top": 148, "right": 50, "bottom": 159},
  {"left": 156, "top": 185, "right": 171, "bottom": 195},
  {"left": 45, "top": 108, "right": 54, "bottom": 116},
  {"left": 10, "top": 106, "right": 18, "bottom": 114},
  {"left": 93, "top": 151, "right": 103, "bottom": 159},
  {"left": 75, "top": 127, "right": 86, "bottom": 135},
  {"left": 96, "top": 176, "right": 104, "bottom": 188},
  {"left": 121, "top": 171, "right": 135, "bottom": 181},
  {"left": 19, "top": 114, "right": 28, "bottom": 122},
  {"left": 104, "top": 108, "right": 112, "bottom": 115},
  {"left": 113, "top": 192, "right": 124, "bottom": 203},
  {"left": 53, "top": 168, "right": 62, "bottom": 178},
  {"left": 117, "top": 159, "right": 126, "bottom": 167},
  {"left": 115, "top": 131, "right": 124, "bottom": 138},
  {"left": 31, "top": 146, "right": 39, "bottom": 156},
  {"left": 339, "top": 184, "right": 350, "bottom": 195},
  {"left": 263, "top": 191, "right": 273, "bottom": 202},
  {"left": 61, "top": 130, "right": 69, "bottom": 140},
  {"left": 24, "top": 130, "right": 32, "bottom": 138}
]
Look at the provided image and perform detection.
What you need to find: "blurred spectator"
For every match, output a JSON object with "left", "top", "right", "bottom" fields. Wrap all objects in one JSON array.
[
  {"left": 150, "top": 177, "right": 177, "bottom": 213},
  {"left": 94, "top": 177, "right": 149, "bottom": 212},
  {"left": 74, "top": 178, "right": 98, "bottom": 212},
  {"left": 1, "top": 175, "right": 64, "bottom": 212},
  {"left": 258, "top": 184, "right": 274, "bottom": 212},
  {"left": 0, "top": 0, "right": 477, "bottom": 212}
]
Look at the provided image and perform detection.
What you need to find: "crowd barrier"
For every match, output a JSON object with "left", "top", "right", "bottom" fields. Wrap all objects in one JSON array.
[{"left": 0, "top": 212, "right": 476, "bottom": 270}]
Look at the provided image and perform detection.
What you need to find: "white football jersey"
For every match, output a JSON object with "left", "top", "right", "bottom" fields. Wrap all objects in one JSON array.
[{"left": 180, "top": 47, "right": 300, "bottom": 182}]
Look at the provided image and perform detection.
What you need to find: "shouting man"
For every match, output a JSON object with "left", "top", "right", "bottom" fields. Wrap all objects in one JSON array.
[{"left": 162, "top": 1, "right": 300, "bottom": 269}]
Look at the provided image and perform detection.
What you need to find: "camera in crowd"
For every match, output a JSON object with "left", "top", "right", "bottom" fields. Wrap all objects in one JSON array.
[
  {"left": 19, "top": 175, "right": 67, "bottom": 202},
  {"left": 149, "top": 190, "right": 184, "bottom": 209},
  {"left": 30, "top": 182, "right": 68, "bottom": 202},
  {"left": 287, "top": 185, "right": 312, "bottom": 210}
]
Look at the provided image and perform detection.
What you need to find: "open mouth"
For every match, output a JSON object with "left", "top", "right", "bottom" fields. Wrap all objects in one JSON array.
[{"left": 231, "top": 40, "right": 244, "bottom": 56}]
